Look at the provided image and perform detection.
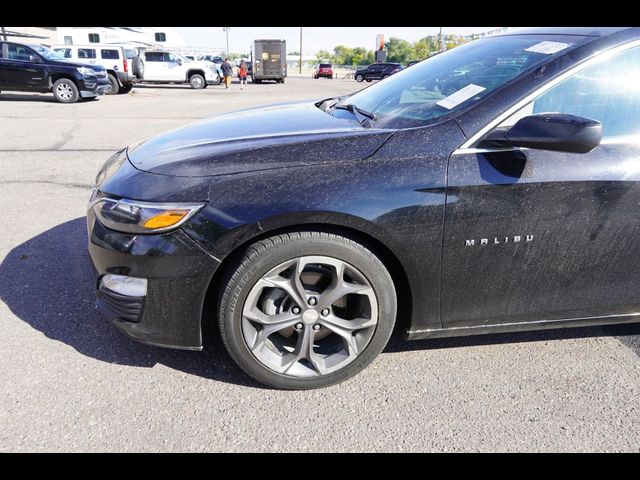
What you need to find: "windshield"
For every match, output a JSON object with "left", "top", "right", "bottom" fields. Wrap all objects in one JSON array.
[
  {"left": 29, "top": 44, "right": 66, "bottom": 61},
  {"left": 342, "top": 34, "right": 589, "bottom": 129}
]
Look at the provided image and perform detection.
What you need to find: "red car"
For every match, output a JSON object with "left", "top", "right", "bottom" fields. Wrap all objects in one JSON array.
[{"left": 313, "top": 63, "right": 333, "bottom": 79}]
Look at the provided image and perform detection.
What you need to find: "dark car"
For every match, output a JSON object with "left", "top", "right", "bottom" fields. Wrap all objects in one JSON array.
[
  {"left": 314, "top": 63, "right": 333, "bottom": 79},
  {"left": 0, "top": 42, "right": 110, "bottom": 103},
  {"left": 354, "top": 62, "right": 402, "bottom": 82},
  {"left": 407, "top": 60, "right": 423, "bottom": 67},
  {"left": 88, "top": 27, "right": 640, "bottom": 390}
]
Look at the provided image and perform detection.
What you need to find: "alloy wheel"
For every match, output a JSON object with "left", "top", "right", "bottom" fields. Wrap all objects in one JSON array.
[{"left": 241, "top": 255, "right": 378, "bottom": 377}]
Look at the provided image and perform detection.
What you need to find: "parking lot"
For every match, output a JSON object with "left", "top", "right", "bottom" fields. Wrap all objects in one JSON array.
[{"left": 1, "top": 76, "right": 639, "bottom": 452}]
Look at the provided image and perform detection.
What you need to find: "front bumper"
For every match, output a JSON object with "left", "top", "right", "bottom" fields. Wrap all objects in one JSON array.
[
  {"left": 79, "top": 75, "right": 111, "bottom": 98},
  {"left": 87, "top": 207, "right": 220, "bottom": 350}
]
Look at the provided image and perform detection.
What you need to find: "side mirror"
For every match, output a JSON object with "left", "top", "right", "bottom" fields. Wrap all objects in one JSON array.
[
  {"left": 29, "top": 55, "right": 42, "bottom": 63},
  {"left": 176, "top": 59, "right": 182, "bottom": 65},
  {"left": 488, "top": 113, "right": 601, "bottom": 154}
]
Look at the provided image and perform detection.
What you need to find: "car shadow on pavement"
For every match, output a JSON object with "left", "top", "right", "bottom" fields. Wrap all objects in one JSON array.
[
  {"left": 0, "top": 93, "right": 58, "bottom": 103},
  {"left": 0, "top": 217, "right": 262, "bottom": 389}
]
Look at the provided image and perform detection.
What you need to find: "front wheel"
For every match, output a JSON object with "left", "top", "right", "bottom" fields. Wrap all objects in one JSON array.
[
  {"left": 52, "top": 78, "right": 79, "bottom": 103},
  {"left": 189, "top": 73, "right": 205, "bottom": 89},
  {"left": 218, "top": 231, "right": 397, "bottom": 390},
  {"left": 355, "top": 74, "right": 364, "bottom": 82}
]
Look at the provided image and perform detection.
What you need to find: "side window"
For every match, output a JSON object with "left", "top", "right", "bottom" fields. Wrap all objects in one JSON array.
[
  {"left": 54, "top": 48, "right": 72, "bottom": 59},
  {"left": 78, "top": 48, "right": 96, "bottom": 59},
  {"left": 145, "top": 52, "right": 162, "bottom": 62},
  {"left": 7, "top": 43, "right": 33, "bottom": 61},
  {"left": 101, "top": 49, "right": 119, "bottom": 60},
  {"left": 532, "top": 45, "right": 640, "bottom": 138},
  {"left": 155, "top": 32, "right": 166, "bottom": 42},
  {"left": 88, "top": 34, "right": 100, "bottom": 43}
]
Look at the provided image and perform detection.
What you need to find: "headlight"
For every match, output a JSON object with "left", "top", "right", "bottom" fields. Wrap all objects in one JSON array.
[
  {"left": 77, "top": 67, "right": 97, "bottom": 77},
  {"left": 96, "top": 148, "right": 127, "bottom": 187},
  {"left": 92, "top": 197, "right": 204, "bottom": 234}
]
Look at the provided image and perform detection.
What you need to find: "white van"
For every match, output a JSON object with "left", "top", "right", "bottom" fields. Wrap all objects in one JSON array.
[{"left": 51, "top": 44, "right": 141, "bottom": 94}]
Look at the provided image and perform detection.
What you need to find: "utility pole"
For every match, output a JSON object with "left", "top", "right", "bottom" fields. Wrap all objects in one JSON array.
[
  {"left": 223, "top": 27, "right": 230, "bottom": 57},
  {"left": 1, "top": 27, "right": 7, "bottom": 41},
  {"left": 299, "top": 27, "right": 303, "bottom": 74},
  {"left": 439, "top": 26, "right": 446, "bottom": 52}
]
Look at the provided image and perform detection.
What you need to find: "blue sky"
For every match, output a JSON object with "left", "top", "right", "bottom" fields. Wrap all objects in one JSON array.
[{"left": 175, "top": 27, "right": 498, "bottom": 55}]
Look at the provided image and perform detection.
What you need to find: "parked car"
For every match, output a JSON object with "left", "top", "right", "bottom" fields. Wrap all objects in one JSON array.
[
  {"left": 88, "top": 27, "right": 640, "bottom": 390},
  {"left": 0, "top": 41, "right": 110, "bottom": 103},
  {"left": 354, "top": 62, "right": 402, "bottom": 82},
  {"left": 184, "top": 55, "right": 197, "bottom": 62},
  {"left": 52, "top": 44, "right": 139, "bottom": 95},
  {"left": 138, "top": 50, "right": 221, "bottom": 88},
  {"left": 313, "top": 63, "right": 333, "bottom": 79}
]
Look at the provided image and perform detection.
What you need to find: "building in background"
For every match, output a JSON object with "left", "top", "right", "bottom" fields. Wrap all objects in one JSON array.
[
  {"left": 55, "top": 27, "right": 188, "bottom": 48},
  {"left": 0, "top": 27, "right": 57, "bottom": 45}
]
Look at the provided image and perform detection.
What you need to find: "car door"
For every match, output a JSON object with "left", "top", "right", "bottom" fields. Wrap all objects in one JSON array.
[
  {"left": 142, "top": 51, "right": 165, "bottom": 80},
  {"left": 2, "top": 43, "right": 47, "bottom": 91},
  {"left": 368, "top": 64, "right": 383, "bottom": 80},
  {"left": 441, "top": 43, "right": 640, "bottom": 328},
  {"left": 164, "top": 53, "right": 184, "bottom": 81}
]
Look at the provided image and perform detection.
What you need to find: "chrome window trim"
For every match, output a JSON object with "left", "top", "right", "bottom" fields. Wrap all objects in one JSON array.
[{"left": 457, "top": 38, "right": 640, "bottom": 150}]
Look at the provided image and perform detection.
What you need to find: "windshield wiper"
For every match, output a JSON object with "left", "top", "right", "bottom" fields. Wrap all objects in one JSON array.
[
  {"left": 332, "top": 103, "right": 377, "bottom": 128},
  {"left": 316, "top": 96, "right": 343, "bottom": 112}
]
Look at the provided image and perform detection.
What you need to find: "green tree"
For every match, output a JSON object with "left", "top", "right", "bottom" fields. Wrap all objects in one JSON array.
[
  {"left": 384, "top": 37, "right": 413, "bottom": 65},
  {"left": 316, "top": 49, "right": 334, "bottom": 63}
]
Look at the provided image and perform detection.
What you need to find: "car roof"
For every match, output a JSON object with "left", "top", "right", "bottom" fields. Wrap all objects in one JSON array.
[{"left": 497, "top": 27, "right": 631, "bottom": 37}]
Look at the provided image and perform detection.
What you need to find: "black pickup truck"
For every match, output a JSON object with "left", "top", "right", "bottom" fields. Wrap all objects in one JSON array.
[{"left": 0, "top": 41, "right": 110, "bottom": 103}]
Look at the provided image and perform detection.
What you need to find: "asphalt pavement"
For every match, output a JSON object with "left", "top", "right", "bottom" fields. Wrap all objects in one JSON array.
[{"left": 1, "top": 77, "right": 639, "bottom": 452}]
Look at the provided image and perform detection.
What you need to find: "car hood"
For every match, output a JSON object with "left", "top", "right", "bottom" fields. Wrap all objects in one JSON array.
[
  {"left": 47, "top": 59, "right": 105, "bottom": 70},
  {"left": 127, "top": 101, "right": 394, "bottom": 177}
]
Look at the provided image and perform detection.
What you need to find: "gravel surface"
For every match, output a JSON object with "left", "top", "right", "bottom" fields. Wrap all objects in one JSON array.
[{"left": 1, "top": 78, "right": 639, "bottom": 452}]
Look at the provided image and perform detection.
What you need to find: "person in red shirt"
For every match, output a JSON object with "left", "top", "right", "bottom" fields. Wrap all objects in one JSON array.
[{"left": 239, "top": 61, "right": 248, "bottom": 90}]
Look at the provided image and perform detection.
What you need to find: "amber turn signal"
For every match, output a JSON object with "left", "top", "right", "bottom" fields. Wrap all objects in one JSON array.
[{"left": 143, "top": 210, "right": 190, "bottom": 229}]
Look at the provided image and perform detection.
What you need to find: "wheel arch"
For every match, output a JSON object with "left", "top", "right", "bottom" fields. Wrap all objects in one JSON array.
[
  {"left": 48, "top": 73, "right": 78, "bottom": 88},
  {"left": 200, "top": 215, "right": 414, "bottom": 345},
  {"left": 186, "top": 69, "right": 205, "bottom": 81}
]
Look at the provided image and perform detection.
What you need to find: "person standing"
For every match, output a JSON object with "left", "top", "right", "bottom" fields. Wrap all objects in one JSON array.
[
  {"left": 239, "top": 61, "right": 248, "bottom": 90},
  {"left": 221, "top": 58, "right": 234, "bottom": 90}
]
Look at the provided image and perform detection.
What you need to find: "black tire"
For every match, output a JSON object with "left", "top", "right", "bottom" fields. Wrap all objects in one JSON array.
[
  {"left": 189, "top": 73, "right": 206, "bottom": 89},
  {"left": 218, "top": 231, "right": 397, "bottom": 390},
  {"left": 355, "top": 74, "right": 364, "bottom": 82},
  {"left": 382, "top": 74, "right": 389, "bottom": 80},
  {"left": 119, "top": 83, "right": 133, "bottom": 94},
  {"left": 280, "top": 78, "right": 285, "bottom": 84},
  {"left": 52, "top": 78, "right": 79, "bottom": 103},
  {"left": 106, "top": 74, "right": 119, "bottom": 95},
  {"left": 132, "top": 56, "right": 144, "bottom": 78},
  {"left": 366, "top": 79, "right": 372, "bottom": 82}
]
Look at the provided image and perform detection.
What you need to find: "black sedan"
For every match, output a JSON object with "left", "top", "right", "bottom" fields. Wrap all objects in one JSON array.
[{"left": 88, "top": 27, "right": 640, "bottom": 390}]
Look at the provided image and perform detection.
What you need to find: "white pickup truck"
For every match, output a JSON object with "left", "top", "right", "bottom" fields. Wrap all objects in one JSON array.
[{"left": 139, "top": 50, "right": 221, "bottom": 88}]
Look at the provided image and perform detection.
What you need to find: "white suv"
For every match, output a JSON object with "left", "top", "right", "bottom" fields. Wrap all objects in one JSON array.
[
  {"left": 52, "top": 44, "right": 140, "bottom": 94},
  {"left": 140, "top": 50, "right": 221, "bottom": 88}
]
